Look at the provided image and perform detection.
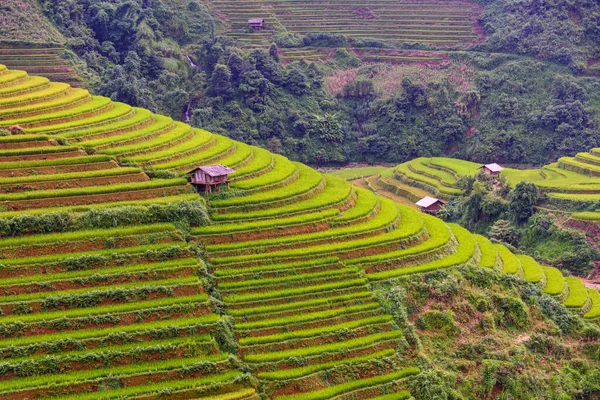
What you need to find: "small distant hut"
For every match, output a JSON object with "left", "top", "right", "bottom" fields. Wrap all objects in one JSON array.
[
  {"left": 416, "top": 196, "right": 446, "bottom": 214},
  {"left": 188, "top": 164, "right": 235, "bottom": 194},
  {"left": 480, "top": 163, "right": 504, "bottom": 176},
  {"left": 248, "top": 19, "right": 265, "bottom": 30}
]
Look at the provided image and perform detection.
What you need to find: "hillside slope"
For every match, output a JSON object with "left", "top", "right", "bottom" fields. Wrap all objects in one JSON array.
[{"left": 0, "top": 65, "right": 598, "bottom": 398}]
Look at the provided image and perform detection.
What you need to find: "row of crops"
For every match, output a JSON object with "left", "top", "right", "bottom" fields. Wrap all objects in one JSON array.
[
  {"left": 0, "top": 64, "right": 597, "bottom": 398},
  {"left": 210, "top": 0, "right": 483, "bottom": 50},
  {"left": 392, "top": 156, "right": 600, "bottom": 212},
  {"left": 0, "top": 47, "right": 83, "bottom": 87}
]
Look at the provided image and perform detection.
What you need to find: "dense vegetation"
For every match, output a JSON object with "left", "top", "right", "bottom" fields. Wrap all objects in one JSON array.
[
  {"left": 0, "top": 62, "right": 597, "bottom": 398},
  {"left": 34, "top": 0, "right": 600, "bottom": 166}
]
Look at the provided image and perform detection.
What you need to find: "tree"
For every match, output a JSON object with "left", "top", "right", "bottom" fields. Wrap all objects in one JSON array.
[
  {"left": 210, "top": 64, "right": 232, "bottom": 97},
  {"left": 509, "top": 182, "right": 539, "bottom": 223},
  {"left": 489, "top": 219, "right": 519, "bottom": 246}
]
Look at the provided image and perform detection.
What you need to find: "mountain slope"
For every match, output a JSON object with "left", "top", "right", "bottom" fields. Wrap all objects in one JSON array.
[{"left": 0, "top": 65, "right": 597, "bottom": 398}]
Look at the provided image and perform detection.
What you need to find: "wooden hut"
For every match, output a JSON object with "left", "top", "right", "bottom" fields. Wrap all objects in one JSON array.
[
  {"left": 480, "top": 163, "right": 504, "bottom": 175},
  {"left": 416, "top": 196, "right": 446, "bottom": 214},
  {"left": 248, "top": 19, "right": 265, "bottom": 30},
  {"left": 187, "top": 164, "right": 235, "bottom": 194}
]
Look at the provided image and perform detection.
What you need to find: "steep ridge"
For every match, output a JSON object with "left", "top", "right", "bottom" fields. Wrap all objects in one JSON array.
[{"left": 0, "top": 64, "right": 597, "bottom": 399}]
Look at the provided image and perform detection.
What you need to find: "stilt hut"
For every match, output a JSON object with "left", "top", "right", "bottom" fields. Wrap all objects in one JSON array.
[
  {"left": 188, "top": 164, "right": 235, "bottom": 194},
  {"left": 248, "top": 19, "right": 265, "bottom": 30},
  {"left": 416, "top": 196, "right": 446, "bottom": 214},
  {"left": 480, "top": 163, "right": 504, "bottom": 176}
]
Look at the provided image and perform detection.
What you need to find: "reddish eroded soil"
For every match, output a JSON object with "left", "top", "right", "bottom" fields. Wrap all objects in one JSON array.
[
  {"left": 0, "top": 161, "right": 119, "bottom": 177},
  {"left": 0, "top": 172, "right": 149, "bottom": 193},
  {"left": 0, "top": 185, "right": 190, "bottom": 211},
  {"left": 258, "top": 340, "right": 399, "bottom": 372},
  {"left": 267, "top": 352, "right": 397, "bottom": 397},
  {"left": 0, "top": 140, "right": 58, "bottom": 150},
  {"left": 1, "top": 304, "right": 211, "bottom": 339},
  {"left": 0, "top": 149, "right": 86, "bottom": 163},
  {"left": 0, "top": 284, "right": 204, "bottom": 316},
  {"left": 1, "top": 360, "right": 230, "bottom": 400},
  {"left": 0, "top": 266, "right": 197, "bottom": 296},
  {"left": 1, "top": 232, "right": 178, "bottom": 258}
]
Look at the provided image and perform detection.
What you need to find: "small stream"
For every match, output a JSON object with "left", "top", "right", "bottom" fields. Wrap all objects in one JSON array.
[{"left": 184, "top": 55, "right": 199, "bottom": 121}]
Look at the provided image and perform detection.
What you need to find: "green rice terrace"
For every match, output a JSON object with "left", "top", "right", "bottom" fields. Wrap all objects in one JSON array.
[
  {"left": 357, "top": 155, "right": 600, "bottom": 220},
  {"left": 0, "top": 65, "right": 597, "bottom": 398},
  {"left": 207, "top": 0, "right": 483, "bottom": 61}
]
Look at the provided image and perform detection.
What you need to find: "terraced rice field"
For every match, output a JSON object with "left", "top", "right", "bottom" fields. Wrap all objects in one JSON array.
[
  {"left": 208, "top": 0, "right": 484, "bottom": 50},
  {"left": 391, "top": 156, "right": 600, "bottom": 210},
  {"left": 0, "top": 47, "right": 83, "bottom": 87},
  {"left": 0, "top": 64, "right": 597, "bottom": 398}
]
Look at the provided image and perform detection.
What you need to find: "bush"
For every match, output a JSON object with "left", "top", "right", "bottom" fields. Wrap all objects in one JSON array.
[{"left": 416, "top": 310, "right": 456, "bottom": 334}]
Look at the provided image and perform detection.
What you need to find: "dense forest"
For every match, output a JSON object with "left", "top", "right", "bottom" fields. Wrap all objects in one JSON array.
[{"left": 40, "top": 0, "right": 600, "bottom": 166}]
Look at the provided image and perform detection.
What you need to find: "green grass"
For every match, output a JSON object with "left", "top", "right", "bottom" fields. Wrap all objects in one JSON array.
[
  {"left": 0, "top": 222, "right": 174, "bottom": 248},
  {"left": 59, "top": 107, "right": 152, "bottom": 138},
  {"left": 219, "top": 267, "right": 358, "bottom": 290},
  {"left": 208, "top": 141, "right": 253, "bottom": 169},
  {"left": 0, "top": 275, "right": 197, "bottom": 304},
  {"left": 0, "top": 242, "right": 187, "bottom": 266},
  {"left": 395, "top": 162, "right": 462, "bottom": 196},
  {"left": 229, "top": 291, "right": 372, "bottom": 317},
  {"left": 0, "top": 193, "right": 200, "bottom": 219},
  {"left": 0, "top": 75, "right": 48, "bottom": 95},
  {"left": 326, "top": 166, "right": 385, "bottom": 180},
  {"left": 235, "top": 302, "right": 379, "bottom": 330},
  {"left": 100, "top": 121, "right": 191, "bottom": 156},
  {"left": 78, "top": 113, "right": 171, "bottom": 147},
  {"left": 244, "top": 330, "right": 402, "bottom": 362},
  {"left": 258, "top": 349, "right": 395, "bottom": 380},
  {"left": 0, "top": 258, "right": 198, "bottom": 286},
  {"left": 213, "top": 175, "right": 351, "bottom": 220},
  {"left": 0, "top": 178, "right": 187, "bottom": 201},
  {"left": 207, "top": 196, "right": 399, "bottom": 252},
  {"left": 542, "top": 266, "right": 565, "bottom": 296},
  {"left": 225, "top": 278, "right": 368, "bottom": 304},
  {"left": 215, "top": 257, "right": 340, "bottom": 277},
  {"left": 563, "top": 277, "right": 589, "bottom": 308},
  {"left": 0, "top": 145, "right": 80, "bottom": 157},
  {"left": 474, "top": 234, "right": 496, "bottom": 268},
  {"left": 0, "top": 154, "right": 112, "bottom": 171},
  {"left": 516, "top": 254, "right": 544, "bottom": 283},
  {"left": 211, "top": 203, "right": 422, "bottom": 265},
  {"left": 229, "top": 146, "right": 273, "bottom": 178},
  {"left": 153, "top": 134, "right": 238, "bottom": 170},
  {"left": 0, "top": 89, "right": 92, "bottom": 120},
  {"left": 125, "top": 128, "right": 216, "bottom": 164},
  {"left": 55, "top": 371, "right": 243, "bottom": 400},
  {"left": 29, "top": 102, "right": 135, "bottom": 135},
  {"left": 0, "top": 314, "right": 219, "bottom": 349},
  {"left": 584, "top": 290, "right": 600, "bottom": 319},
  {"left": 213, "top": 163, "right": 323, "bottom": 208},
  {"left": 0, "top": 355, "right": 230, "bottom": 392},
  {"left": 195, "top": 209, "right": 338, "bottom": 236},
  {"left": 0, "top": 82, "right": 70, "bottom": 106},
  {"left": 0, "top": 166, "right": 141, "bottom": 185},
  {"left": 231, "top": 154, "right": 297, "bottom": 190},
  {"left": 346, "top": 213, "right": 448, "bottom": 265},
  {"left": 275, "top": 369, "right": 416, "bottom": 400},
  {"left": 334, "top": 187, "right": 378, "bottom": 223},
  {"left": 367, "top": 223, "right": 476, "bottom": 280},
  {"left": 0, "top": 293, "right": 207, "bottom": 325},
  {"left": 239, "top": 315, "right": 391, "bottom": 345},
  {"left": 495, "top": 244, "right": 520, "bottom": 274}
]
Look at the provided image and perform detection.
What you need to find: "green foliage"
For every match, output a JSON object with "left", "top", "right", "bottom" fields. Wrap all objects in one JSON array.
[{"left": 416, "top": 310, "right": 456, "bottom": 334}]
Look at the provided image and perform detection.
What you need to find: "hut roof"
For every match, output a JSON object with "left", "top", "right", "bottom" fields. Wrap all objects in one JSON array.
[
  {"left": 188, "top": 164, "right": 235, "bottom": 176},
  {"left": 415, "top": 196, "right": 445, "bottom": 208},
  {"left": 248, "top": 19, "right": 264, "bottom": 24},
  {"left": 481, "top": 163, "right": 504, "bottom": 172}
]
